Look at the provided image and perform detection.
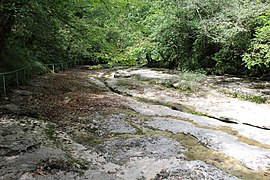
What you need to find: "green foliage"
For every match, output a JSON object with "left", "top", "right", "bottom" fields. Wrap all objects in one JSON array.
[
  {"left": 89, "top": 64, "right": 102, "bottom": 70},
  {"left": 243, "top": 11, "right": 270, "bottom": 70},
  {"left": 141, "top": 0, "right": 270, "bottom": 76},
  {"left": 0, "top": 0, "right": 73, "bottom": 71},
  {"left": 145, "top": 0, "right": 202, "bottom": 69},
  {"left": 238, "top": 94, "right": 267, "bottom": 104},
  {"left": 206, "top": 1, "right": 269, "bottom": 74},
  {"left": 0, "top": 0, "right": 126, "bottom": 71},
  {"left": 1, "top": 0, "right": 270, "bottom": 77}
]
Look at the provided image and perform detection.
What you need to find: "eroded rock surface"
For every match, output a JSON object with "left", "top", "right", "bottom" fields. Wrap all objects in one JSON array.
[
  {"left": 154, "top": 160, "right": 238, "bottom": 180},
  {"left": 20, "top": 170, "right": 120, "bottom": 180},
  {"left": 0, "top": 116, "right": 75, "bottom": 180},
  {"left": 1, "top": 148, "right": 67, "bottom": 180},
  {"left": 79, "top": 113, "right": 137, "bottom": 136},
  {"left": 97, "top": 135, "right": 185, "bottom": 164},
  {"left": 1, "top": 67, "right": 270, "bottom": 179},
  {"left": 114, "top": 68, "right": 179, "bottom": 84},
  {"left": 111, "top": 68, "right": 270, "bottom": 129}
]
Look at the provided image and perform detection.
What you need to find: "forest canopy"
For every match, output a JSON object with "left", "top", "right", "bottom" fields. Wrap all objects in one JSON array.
[{"left": 0, "top": 0, "right": 270, "bottom": 76}]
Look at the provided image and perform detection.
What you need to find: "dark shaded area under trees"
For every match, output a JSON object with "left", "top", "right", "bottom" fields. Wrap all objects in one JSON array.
[{"left": 0, "top": 0, "right": 270, "bottom": 78}]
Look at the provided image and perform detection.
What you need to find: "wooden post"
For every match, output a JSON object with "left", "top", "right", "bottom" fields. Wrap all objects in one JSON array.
[
  {"left": 44, "top": 65, "right": 47, "bottom": 74},
  {"left": 23, "top": 69, "right": 26, "bottom": 81},
  {"left": 52, "top": 65, "right": 55, "bottom": 73},
  {"left": 2, "top": 75, "right": 6, "bottom": 97},
  {"left": 16, "top": 72, "right": 19, "bottom": 86},
  {"left": 32, "top": 66, "right": 34, "bottom": 76},
  {"left": 28, "top": 67, "right": 31, "bottom": 77}
]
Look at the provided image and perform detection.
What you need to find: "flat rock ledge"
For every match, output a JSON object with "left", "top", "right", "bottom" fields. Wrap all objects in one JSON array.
[{"left": 147, "top": 117, "right": 270, "bottom": 171}]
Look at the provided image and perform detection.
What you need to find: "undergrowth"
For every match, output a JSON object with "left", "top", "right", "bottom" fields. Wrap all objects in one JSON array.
[
  {"left": 174, "top": 70, "right": 206, "bottom": 92},
  {"left": 219, "top": 89, "right": 268, "bottom": 104}
]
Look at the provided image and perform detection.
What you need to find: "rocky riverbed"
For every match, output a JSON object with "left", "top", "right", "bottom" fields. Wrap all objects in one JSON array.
[{"left": 0, "top": 66, "right": 270, "bottom": 179}]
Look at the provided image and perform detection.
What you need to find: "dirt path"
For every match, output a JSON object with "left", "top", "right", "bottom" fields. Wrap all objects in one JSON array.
[{"left": 1, "top": 67, "right": 270, "bottom": 179}]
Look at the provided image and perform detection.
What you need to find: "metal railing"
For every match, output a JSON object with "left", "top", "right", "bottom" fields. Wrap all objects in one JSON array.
[{"left": 0, "top": 60, "right": 87, "bottom": 97}]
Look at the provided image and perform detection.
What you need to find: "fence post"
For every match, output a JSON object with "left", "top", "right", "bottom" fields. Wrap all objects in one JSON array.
[
  {"left": 44, "top": 65, "right": 47, "bottom": 74},
  {"left": 16, "top": 72, "right": 19, "bottom": 86},
  {"left": 28, "top": 66, "right": 31, "bottom": 77},
  {"left": 2, "top": 75, "right": 6, "bottom": 97},
  {"left": 23, "top": 69, "right": 26, "bottom": 81},
  {"left": 32, "top": 66, "right": 34, "bottom": 76}
]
